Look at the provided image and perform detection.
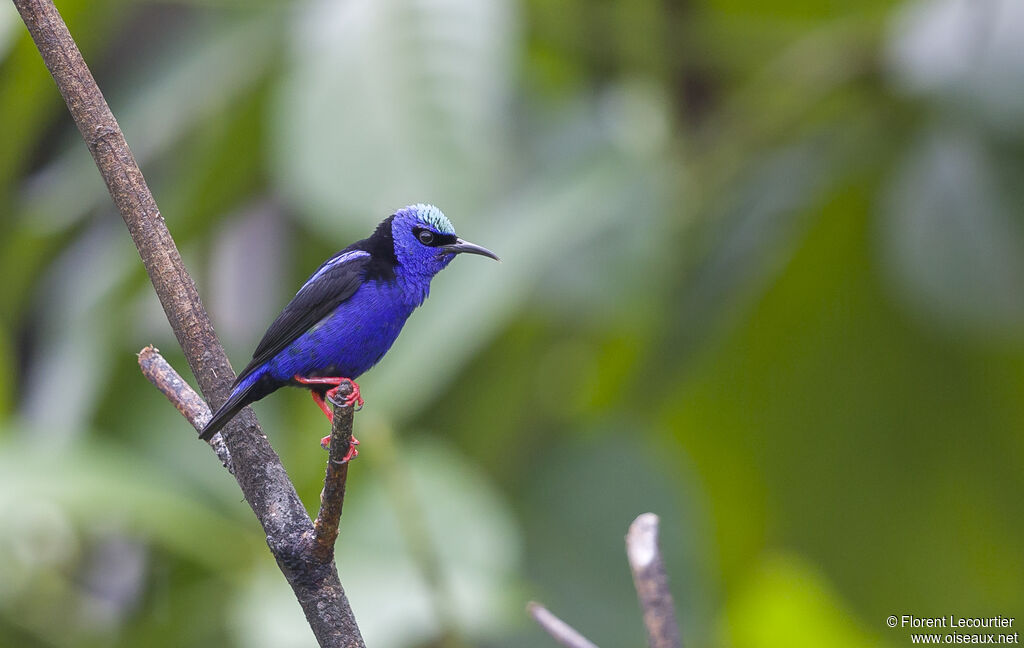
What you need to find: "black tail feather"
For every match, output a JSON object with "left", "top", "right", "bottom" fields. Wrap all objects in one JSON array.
[
  {"left": 199, "top": 389, "right": 251, "bottom": 440},
  {"left": 199, "top": 370, "right": 282, "bottom": 440}
]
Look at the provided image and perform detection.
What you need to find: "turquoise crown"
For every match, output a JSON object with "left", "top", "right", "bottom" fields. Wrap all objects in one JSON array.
[{"left": 410, "top": 203, "right": 455, "bottom": 235}]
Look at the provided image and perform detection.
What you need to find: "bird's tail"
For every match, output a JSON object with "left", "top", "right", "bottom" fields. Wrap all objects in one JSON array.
[
  {"left": 199, "top": 390, "right": 250, "bottom": 440},
  {"left": 199, "top": 368, "right": 273, "bottom": 440}
]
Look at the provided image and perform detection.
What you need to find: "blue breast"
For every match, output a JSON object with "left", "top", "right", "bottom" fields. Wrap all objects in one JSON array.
[{"left": 262, "top": 279, "right": 420, "bottom": 383}]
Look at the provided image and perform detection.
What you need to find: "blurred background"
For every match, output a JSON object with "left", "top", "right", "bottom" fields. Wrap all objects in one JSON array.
[{"left": 1, "top": 0, "right": 1022, "bottom": 646}]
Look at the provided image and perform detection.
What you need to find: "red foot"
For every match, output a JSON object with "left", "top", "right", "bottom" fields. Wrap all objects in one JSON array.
[
  {"left": 294, "top": 375, "right": 364, "bottom": 413},
  {"left": 320, "top": 434, "right": 360, "bottom": 462},
  {"left": 296, "top": 375, "right": 363, "bottom": 461},
  {"left": 320, "top": 433, "right": 360, "bottom": 462}
]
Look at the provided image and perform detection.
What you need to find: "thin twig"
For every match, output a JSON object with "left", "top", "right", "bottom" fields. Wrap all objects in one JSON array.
[
  {"left": 137, "top": 345, "right": 233, "bottom": 472},
  {"left": 12, "top": 2, "right": 364, "bottom": 646},
  {"left": 311, "top": 386, "right": 355, "bottom": 562},
  {"left": 527, "top": 602, "right": 600, "bottom": 648},
  {"left": 626, "top": 513, "right": 681, "bottom": 648}
]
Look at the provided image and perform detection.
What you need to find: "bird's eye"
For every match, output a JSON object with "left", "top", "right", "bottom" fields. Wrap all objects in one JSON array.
[{"left": 417, "top": 230, "right": 435, "bottom": 245}]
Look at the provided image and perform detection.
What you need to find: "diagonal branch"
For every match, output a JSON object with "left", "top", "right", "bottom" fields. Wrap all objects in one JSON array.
[
  {"left": 138, "top": 345, "right": 233, "bottom": 472},
  {"left": 312, "top": 387, "right": 356, "bottom": 562},
  {"left": 12, "top": 1, "right": 364, "bottom": 646},
  {"left": 527, "top": 602, "right": 600, "bottom": 648}
]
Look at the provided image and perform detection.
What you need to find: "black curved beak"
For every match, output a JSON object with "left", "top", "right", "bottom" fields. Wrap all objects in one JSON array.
[{"left": 440, "top": 238, "right": 501, "bottom": 261}]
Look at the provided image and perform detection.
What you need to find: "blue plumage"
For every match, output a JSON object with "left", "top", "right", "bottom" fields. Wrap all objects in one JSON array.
[{"left": 199, "top": 204, "right": 498, "bottom": 440}]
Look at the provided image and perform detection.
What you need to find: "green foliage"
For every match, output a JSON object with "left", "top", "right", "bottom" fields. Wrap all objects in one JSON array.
[{"left": 1, "top": 0, "right": 1021, "bottom": 646}]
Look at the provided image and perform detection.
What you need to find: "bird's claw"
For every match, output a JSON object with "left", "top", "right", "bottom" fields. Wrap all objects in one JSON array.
[
  {"left": 321, "top": 434, "right": 360, "bottom": 463},
  {"left": 297, "top": 375, "right": 363, "bottom": 455},
  {"left": 295, "top": 375, "right": 364, "bottom": 411},
  {"left": 326, "top": 379, "right": 364, "bottom": 411}
]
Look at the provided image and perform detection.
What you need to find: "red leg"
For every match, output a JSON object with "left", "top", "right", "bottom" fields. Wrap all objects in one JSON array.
[{"left": 310, "top": 391, "right": 334, "bottom": 423}]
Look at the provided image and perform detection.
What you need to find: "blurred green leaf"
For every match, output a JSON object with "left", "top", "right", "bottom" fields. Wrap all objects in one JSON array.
[
  {"left": 0, "top": 0, "right": 115, "bottom": 206},
  {"left": 0, "top": 3, "right": 18, "bottom": 61},
  {"left": 20, "top": 222, "right": 134, "bottom": 431},
  {"left": 882, "top": 124, "right": 1024, "bottom": 335},
  {"left": 0, "top": 437, "right": 257, "bottom": 572},
  {"left": 723, "top": 555, "right": 877, "bottom": 648},
  {"left": 663, "top": 188, "right": 1024, "bottom": 623},
  {"left": 273, "top": 0, "right": 517, "bottom": 224},
  {"left": 18, "top": 10, "right": 281, "bottom": 235}
]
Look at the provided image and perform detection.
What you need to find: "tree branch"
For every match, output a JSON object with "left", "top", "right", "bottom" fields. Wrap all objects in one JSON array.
[
  {"left": 137, "top": 345, "right": 232, "bottom": 472},
  {"left": 13, "top": 2, "right": 364, "bottom": 645},
  {"left": 527, "top": 602, "right": 600, "bottom": 648},
  {"left": 626, "top": 513, "right": 681, "bottom": 648},
  {"left": 312, "top": 387, "right": 355, "bottom": 563}
]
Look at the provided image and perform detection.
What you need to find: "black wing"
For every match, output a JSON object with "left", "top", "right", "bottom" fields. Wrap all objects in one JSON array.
[{"left": 233, "top": 249, "right": 372, "bottom": 386}]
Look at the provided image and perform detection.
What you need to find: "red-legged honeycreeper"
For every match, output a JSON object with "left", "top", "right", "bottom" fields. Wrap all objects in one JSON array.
[{"left": 199, "top": 204, "right": 499, "bottom": 454}]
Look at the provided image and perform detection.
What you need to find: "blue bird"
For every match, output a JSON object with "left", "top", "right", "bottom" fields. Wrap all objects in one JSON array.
[{"left": 199, "top": 204, "right": 499, "bottom": 459}]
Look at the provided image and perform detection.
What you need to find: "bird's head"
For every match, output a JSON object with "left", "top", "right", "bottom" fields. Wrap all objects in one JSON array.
[{"left": 389, "top": 204, "right": 499, "bottom": 278}]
